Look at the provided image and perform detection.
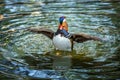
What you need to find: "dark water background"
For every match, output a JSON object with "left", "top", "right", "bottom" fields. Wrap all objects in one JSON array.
[{"left": 0, "top": 0, "right": 120, "bottom": 80}]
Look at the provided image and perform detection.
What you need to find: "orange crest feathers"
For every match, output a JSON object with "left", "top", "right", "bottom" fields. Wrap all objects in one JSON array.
[{"left": 62, "top": 21, "right": 68, "bottom": 31}]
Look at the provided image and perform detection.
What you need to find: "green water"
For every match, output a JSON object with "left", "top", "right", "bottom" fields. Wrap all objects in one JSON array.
[{"left": 0, "top": 0, "right": 120, "bottom": 80}]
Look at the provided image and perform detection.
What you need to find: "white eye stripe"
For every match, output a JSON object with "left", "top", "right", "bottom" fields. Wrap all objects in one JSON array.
[{"left": 63, "top": 19, "right": 66, "bottom": 22}]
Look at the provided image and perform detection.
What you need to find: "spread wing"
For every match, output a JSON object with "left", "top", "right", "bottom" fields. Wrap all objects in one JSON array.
[
  {"left": 71, "top": 33, "right": 102, "bottom": 43},
  {"left": 28, "top": 28, "right": 54, "bottom": 39}
]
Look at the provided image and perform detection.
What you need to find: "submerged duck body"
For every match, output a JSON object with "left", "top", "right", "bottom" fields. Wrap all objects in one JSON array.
[{"left": 28, "top": 16, "right": 102, "bottom": 51}]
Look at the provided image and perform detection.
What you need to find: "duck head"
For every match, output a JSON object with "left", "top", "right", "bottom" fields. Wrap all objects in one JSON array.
[{"left": 58, "top": 16, "right": 68, "bottom": 31}]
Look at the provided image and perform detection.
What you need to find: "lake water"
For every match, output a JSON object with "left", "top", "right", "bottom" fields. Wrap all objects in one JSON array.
[{"left": 0, "top": 0, "right": 120, "bottom": 80}]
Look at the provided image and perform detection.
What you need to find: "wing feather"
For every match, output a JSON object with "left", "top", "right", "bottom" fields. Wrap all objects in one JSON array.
[
  {"left": 28, "top": 28, "right": 101, "bottom": 42},
  {"left": 28, "top": 28, "right": 54, "bottom": 39},
  {"left": 71, "top": 33, "right": 102, "bottom": 43}
]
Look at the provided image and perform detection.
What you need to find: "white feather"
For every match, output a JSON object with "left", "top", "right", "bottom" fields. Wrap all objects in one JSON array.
[{"left": 53, "top": 34, "right": 71, "bottom": 51}]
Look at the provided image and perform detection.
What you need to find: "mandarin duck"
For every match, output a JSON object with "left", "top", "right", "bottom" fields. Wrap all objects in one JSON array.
[{"left": 28, "top": 16, "right": 102, "bottom": 51}]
